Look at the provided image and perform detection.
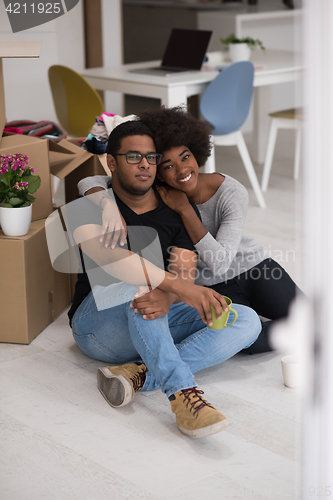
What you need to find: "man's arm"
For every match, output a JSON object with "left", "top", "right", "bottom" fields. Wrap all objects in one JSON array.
[
  {"left": 74, "top": 223, "right": 164, "bottom": 287},
  {"left": 131, "top": 247, "right": 197, "bottom": 319},
  {"left": 73, "top": 224, "right": 228, "bottom": 326}
]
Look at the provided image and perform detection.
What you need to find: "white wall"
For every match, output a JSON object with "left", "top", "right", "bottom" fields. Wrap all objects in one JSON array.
[
  {"left": 0, "top": 0, "right": 123, "bottom": 124},
  {"left": 199, "top": 5, "right": 303, "bottom": 135},
  {"left": 101, "top": 0, "right": 123, "bottom": 115},
  {"left": 0, "top": 1, "right": 85, "bottom": 124}
]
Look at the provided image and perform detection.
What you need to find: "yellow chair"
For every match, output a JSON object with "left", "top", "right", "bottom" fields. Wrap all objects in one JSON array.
[{"left": 48, "top": 65, "right": 104, "bottom": 137}]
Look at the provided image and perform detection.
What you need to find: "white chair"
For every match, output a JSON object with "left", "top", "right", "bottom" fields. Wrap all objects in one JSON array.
[
  {"left": 261, "top": 108, "right": 303, "bottom": 192},
  {"left": 200, "top": 61, "right": 266, "bottom": 208}
]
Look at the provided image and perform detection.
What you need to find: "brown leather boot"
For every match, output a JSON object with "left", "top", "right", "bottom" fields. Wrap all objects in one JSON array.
[
  {"left": 169, "top": 387, "right": 230, "bottom": 438},
  {"left": 97, "top": 362, "right": 147, "bottom": 407}
]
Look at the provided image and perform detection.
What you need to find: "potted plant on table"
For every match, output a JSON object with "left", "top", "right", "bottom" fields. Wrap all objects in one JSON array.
[
  {"left": 0, "top": 153, "right": 41, "bottom": 236},
  {"left": 220, "top": 34, "right": 265, "bottom": 63}
]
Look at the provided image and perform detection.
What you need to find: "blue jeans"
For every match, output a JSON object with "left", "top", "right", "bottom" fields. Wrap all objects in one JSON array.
[{"left": 71, "top": 283, "right": 261, "bottom": 398}]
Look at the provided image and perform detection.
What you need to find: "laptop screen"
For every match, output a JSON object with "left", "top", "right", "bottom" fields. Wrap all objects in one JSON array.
[{"left": 161, "top": 29, "right": 212, "bottom": 70}]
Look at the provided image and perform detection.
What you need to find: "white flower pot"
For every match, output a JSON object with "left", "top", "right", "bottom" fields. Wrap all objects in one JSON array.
[
  {"left": 0, "top": 205, "right": 32, "bottom": 236},
  {"left": 229, "top": 43, "right": 251, "bottom": 63}
]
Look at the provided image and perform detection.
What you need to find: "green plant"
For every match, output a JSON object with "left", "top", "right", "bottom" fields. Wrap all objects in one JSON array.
[
  {"left": 220, "top": 34, "right": 265, "bottom": 51},
  {"left": 0, "top": 153, "right": 41, "bottom": 208}
]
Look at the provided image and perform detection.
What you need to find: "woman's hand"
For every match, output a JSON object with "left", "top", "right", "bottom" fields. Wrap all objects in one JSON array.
[
  {"left": 130, "top": 286, "right": 175, "bottom": 319},
  {"left": 174, "top": 280, "right": 229, "bottom": 327},
  {"left": 100, "top": 198, "right": 127, "bottom": 249},
  {"left": 156, "top": 185, "right": 189, "bottom": 213}
]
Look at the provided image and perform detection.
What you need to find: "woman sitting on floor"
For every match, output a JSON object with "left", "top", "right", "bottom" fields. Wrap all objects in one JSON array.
[{"left": 78, "top": 106, "right": 301, "bottom": 354}]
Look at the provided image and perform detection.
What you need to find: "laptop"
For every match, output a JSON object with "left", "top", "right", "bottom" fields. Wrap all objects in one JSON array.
[{"left": 129, "top": 29, "right": 212, "bottom": 77}]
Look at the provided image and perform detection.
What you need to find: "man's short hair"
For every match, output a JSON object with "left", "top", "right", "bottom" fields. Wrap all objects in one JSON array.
[{"left": 107, "top": 121, "right": 155, "bottom": 157}]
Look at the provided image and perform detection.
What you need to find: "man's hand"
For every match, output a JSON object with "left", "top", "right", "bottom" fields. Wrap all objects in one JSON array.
[
  {"left": 156, "top": 185, "right": 189, "bottom": 213},
  {"left": 130, "top": 286, "right": 176, "bottom": 320},
  {"left": 174, "top": 280, "right": 229, "bottom": 327},
  {"left": 100, "top": 198, "right": 128, "bottom": 249}
]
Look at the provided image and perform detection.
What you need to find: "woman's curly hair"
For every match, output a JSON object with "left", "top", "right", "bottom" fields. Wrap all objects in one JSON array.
[{"left": 137, "top": 107, "right": 212, "bottom": 167}]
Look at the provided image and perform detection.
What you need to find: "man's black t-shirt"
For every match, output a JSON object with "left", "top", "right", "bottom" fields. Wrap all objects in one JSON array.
[{"left": 67, "top": 189, "right": 199, "bottom": 325}]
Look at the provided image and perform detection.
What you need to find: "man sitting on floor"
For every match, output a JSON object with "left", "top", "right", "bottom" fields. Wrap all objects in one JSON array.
[{"left": 67, "top": 121, "right": 261, "bottom": 438}]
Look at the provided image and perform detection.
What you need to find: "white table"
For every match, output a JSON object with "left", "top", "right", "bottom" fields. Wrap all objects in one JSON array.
[{"left": 81, "top": 50, "right": 303, "bottom": 163}]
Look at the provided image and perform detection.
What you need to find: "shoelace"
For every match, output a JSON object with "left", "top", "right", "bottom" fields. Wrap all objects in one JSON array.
[
  {"left": 130, "top": 368, "right": 146, "bottom": 392},
  {"left": 180, "top": 387, "right": 215, "bottom": 416}
]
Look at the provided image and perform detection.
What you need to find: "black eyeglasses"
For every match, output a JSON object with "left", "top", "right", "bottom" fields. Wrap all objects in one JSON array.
[{"left": 117, "top": 152, "right": 163, "bottom": 165}]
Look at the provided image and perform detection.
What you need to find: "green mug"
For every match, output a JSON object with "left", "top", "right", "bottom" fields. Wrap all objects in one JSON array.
[{"left": 209, "top": 296, "right": 238, "bottom": 330}]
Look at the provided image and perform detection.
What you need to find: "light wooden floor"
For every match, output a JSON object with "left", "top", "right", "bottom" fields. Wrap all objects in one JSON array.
[{"left": 0, "top": 131, "right": 303, "bottom": 500}]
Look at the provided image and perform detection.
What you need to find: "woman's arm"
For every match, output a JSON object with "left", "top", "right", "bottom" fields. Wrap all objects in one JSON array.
[
  {"left": 195, "top": 180, "right": 248, "bottom": 277},
  {"left": 77, "top": 175, "right": 110, "bottom": 196},
  {"left": 77, "top": 175, "right": 127, "bottom": 248},
  {"left": 157, "top": 178, "right": 248, "bottom": 278}
]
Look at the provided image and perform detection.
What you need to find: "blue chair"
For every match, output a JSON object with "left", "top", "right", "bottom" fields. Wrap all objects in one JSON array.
[{"left": 200, "top": 61, "right": 266, "bottom": 208}]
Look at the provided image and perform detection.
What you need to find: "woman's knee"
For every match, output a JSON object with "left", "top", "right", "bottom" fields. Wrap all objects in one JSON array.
[{"left": 235, "top": 304, "right": 261, "bottom": 344}]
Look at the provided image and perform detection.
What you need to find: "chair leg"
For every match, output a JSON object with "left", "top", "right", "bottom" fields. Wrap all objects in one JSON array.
[
  {"left": 262, "top": 118, "right": 302, "bottom": 186},
  {"left": 261, "top": 119, "right": 279, "bottom": 192},
  {"left": 236, "top": 132, "right": 266, "bottom": 208},
  {"left": 294, "top": 125, "right": 302, "bottom": 180},
  {"left": 203, "top": 140, "right": 216, "bottom": 173}
]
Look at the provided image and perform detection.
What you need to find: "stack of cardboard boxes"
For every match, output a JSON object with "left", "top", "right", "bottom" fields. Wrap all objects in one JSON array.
[{"left": 0, "top": 41, "right": 109, "bottom": 344}]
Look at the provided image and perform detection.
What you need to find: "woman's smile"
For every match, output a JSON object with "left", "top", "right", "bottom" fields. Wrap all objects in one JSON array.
[{"left": 178, "top": 172, "right": 192, "bottom": 183}]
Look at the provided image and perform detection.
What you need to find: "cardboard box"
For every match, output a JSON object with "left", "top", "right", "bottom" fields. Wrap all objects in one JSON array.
[
  {"left": 49, "top": 139, "right": 110, "bottom": 203},
  {"left": 0, "top": 135, "right": 53, "bottom": 222},
  {"left": 0, "top": 41, "right": 42, "bottom": 138},
  {"left": 0, "top": 135, "right": 109, "bottom": 224},
  {"left": 0, "top": 218, "right": 71, "bottom": 344}
]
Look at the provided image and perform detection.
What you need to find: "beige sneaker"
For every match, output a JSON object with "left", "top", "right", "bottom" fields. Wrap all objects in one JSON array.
[
  {"left": 97, "top": 362, "right": 147, "bottom": 408},
  {"left": 169, "top": 387, "right": 230, "bottom": 438}
]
